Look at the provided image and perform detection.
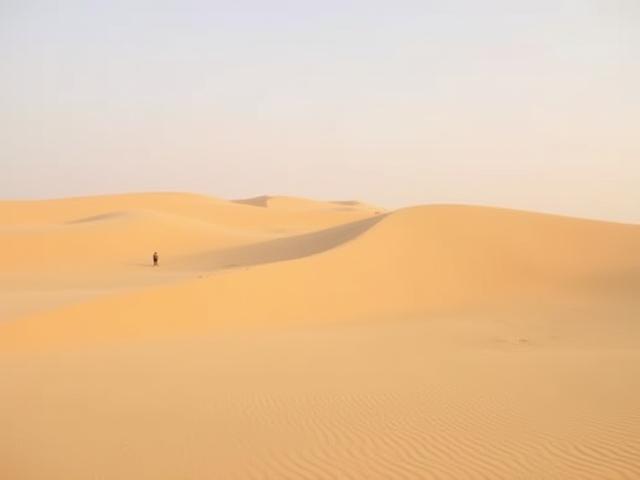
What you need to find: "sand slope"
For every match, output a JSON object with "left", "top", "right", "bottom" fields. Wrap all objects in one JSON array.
[
  {"left": 1, "top": 193, "right": 639, "bottom": 479},
  {"left": 0, "top": 193, "right": 378, "bottom": 321}
]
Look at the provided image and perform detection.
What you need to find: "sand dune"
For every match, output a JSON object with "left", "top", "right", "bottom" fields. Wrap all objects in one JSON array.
[
  {"left": 0, "top": 193, "right": 378, "bottom": 322},
  {"left": 1, "top": 193, "right": 639, "bottom": 479}
]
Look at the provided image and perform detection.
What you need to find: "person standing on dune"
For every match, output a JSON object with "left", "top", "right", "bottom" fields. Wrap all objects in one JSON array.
[{"left": 153, "top": 252, "right": 159, "bottom": 267}]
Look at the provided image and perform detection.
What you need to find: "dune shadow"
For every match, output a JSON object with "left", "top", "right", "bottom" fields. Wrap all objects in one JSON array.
[
  {"left": 66, "top": 211, "right": 128, "bottom": 224},
  {"left": 178, "top": 213, "right": 388, "bottom": 272},
  {"left": 232, "top": 196, "right": 270, "bottom": 208}
]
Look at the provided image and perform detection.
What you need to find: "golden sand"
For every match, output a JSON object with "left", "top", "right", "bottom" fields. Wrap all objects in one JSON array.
[{"left": 1, "top": 193, "right": 639, "bottom": 479}]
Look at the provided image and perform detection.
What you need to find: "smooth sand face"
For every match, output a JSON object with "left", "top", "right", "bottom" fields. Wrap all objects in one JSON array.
[{"left": 1, "top": 193, "right": 639, "bottom": 479}]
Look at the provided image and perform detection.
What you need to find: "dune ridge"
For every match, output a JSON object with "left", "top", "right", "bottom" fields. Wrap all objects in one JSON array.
[{"left": 1, "top": 193, "right": 639, "bottom": 479}]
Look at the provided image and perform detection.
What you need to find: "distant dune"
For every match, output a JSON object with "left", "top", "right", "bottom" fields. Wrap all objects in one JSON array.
[
  {"left": 234, "top": 194, "right": 383, "bottom": 213},
  {"left": 1, "top": 193, "right": 639, "bottom": 479}
]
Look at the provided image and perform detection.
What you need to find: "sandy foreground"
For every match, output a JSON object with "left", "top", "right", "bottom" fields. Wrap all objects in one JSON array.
[{"left": 1, "top": 193, "right": 639, "bottom": 479}]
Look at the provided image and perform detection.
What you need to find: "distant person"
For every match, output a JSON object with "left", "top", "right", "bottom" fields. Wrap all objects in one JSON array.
[{"left": 153, "top": 251, "right": 159, "bottom": 267}]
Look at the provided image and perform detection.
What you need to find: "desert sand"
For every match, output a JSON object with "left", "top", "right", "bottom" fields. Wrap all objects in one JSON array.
[{"left": 1, "top": 192, "right": 639, "bottom": 479}]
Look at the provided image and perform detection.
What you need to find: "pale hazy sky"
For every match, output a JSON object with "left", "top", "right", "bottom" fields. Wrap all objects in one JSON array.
[{"left": 2, "top": 1, "right": 639, "bottom": 221}]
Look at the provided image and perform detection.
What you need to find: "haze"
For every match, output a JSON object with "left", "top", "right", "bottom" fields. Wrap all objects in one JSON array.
[{"left": 2, "top": 0, "right": 639, "bottom": 222}]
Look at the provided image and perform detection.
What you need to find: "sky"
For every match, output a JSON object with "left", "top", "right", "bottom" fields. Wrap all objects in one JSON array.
[{"left": 1, "top": 0, "right": 639, "bottom": 222}]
